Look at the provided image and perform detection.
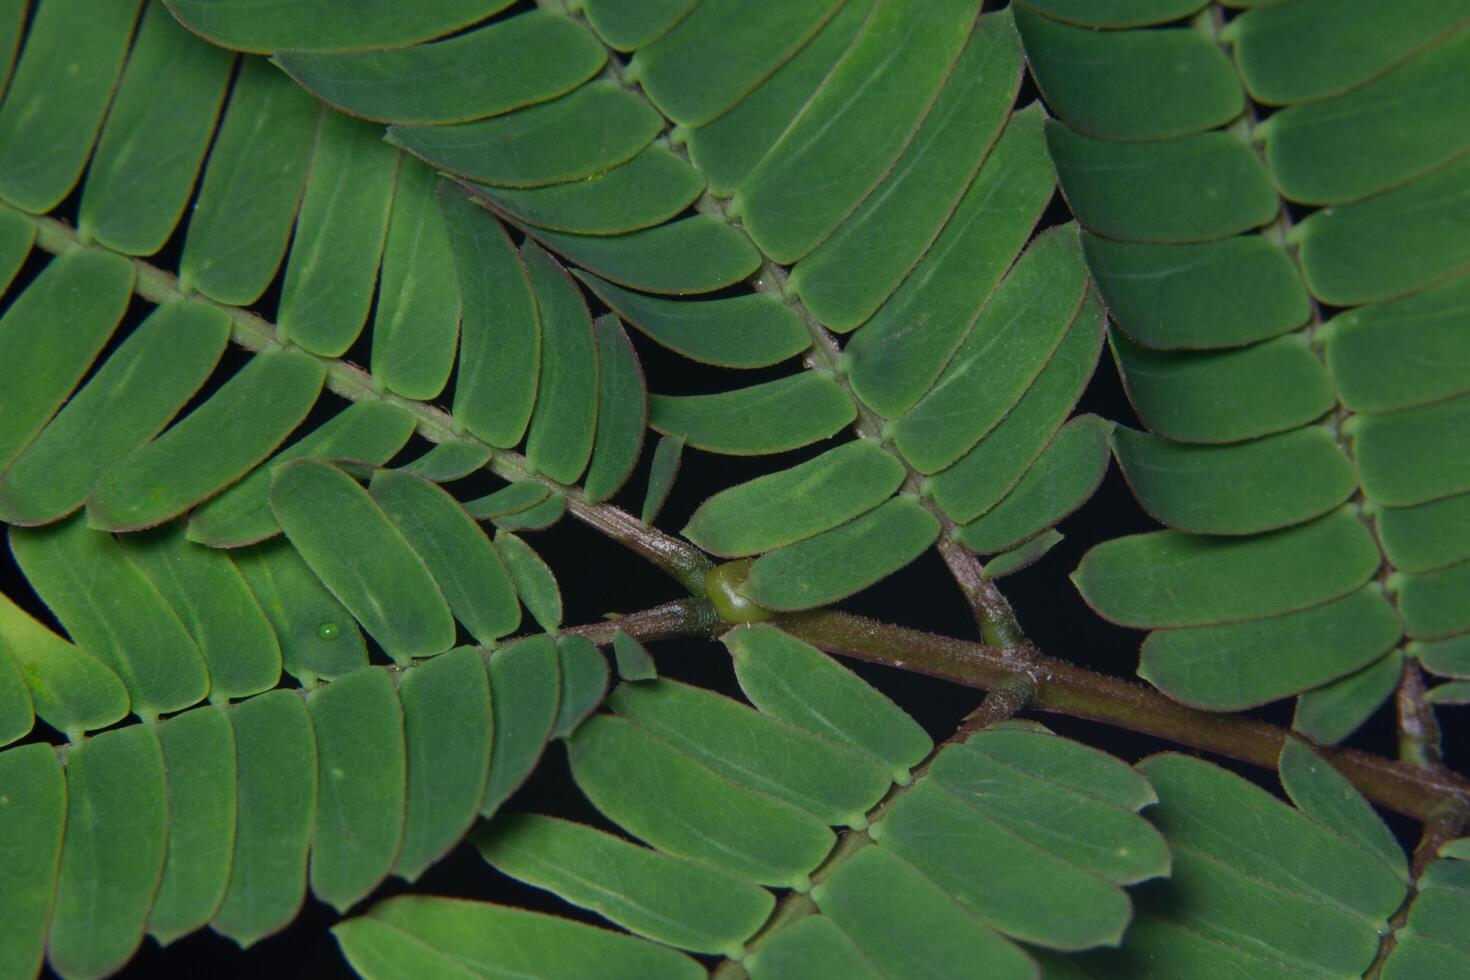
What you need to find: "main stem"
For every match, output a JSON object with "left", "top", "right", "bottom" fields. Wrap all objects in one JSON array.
[{"left": 591, "top": 598, "right": 1470, "bottom": 822}]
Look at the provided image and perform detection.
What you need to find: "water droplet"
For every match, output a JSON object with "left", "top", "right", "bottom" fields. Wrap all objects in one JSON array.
[{"left": 316, "top": 621, "right": 341, "bottom": 641}]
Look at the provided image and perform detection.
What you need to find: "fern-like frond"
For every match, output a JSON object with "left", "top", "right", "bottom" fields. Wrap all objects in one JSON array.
[
  {"left": 0, "top": 636, "right": 588, "bottom": 977},
  {"left": 336, "top": 625, "right": 1169, "bottom": 978},
  {"left": 165, "top": 0, "right": 1108, "bottom": 614},
  {"left": 1019, "top": 0, "right": 1470, "bottom": 739}
]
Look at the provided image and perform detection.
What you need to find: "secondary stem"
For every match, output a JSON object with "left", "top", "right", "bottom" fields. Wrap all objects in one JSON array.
[{"left": 17, "top": 206, "right": 714, "bottom": 596}]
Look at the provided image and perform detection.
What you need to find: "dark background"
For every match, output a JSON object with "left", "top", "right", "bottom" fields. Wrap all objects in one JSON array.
[{"left": 0, "top": 9, "right": 1455, "bottom": 976}]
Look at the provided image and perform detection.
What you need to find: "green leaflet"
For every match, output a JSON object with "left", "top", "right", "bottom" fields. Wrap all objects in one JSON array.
[
  {"left": 371, "top": 160, "right": 461, "bottom": 402},
  {"left": 493, "top": 488, "right": 567, "bottom": 533},
  {"left": 582, "top": 315, "right": 647, "bottom": 504},
  {"left": 641, "top": 434, "right": 683, "bottom": 528},
  {"left": 475, "top": 814, "right": 772, "bottom": 958},
  {"left": 629, "top": 0, "right": 844, "bottom": 127},
  {"left": 1277, "top": 739, "right": 1407, "bottom": 883},
  {"left": 177, "top": 57, "right": 320, "bottom": 306},
  {"left": 495, "top": 532, "right": 562, "bottom": 632},
  {"left": 0, "top": 0, "right": 140, "bottom": 213},
  {"left": 891, "top": 224, "right": 1088, "bottom": 474},
  {"left": 552, "top": 635, "right": 609, "bottom": 740},
  {"left": 1018, "top": 7, "right": 1242, "bottom": 142},
  {"left": 1047, "top": 121, "right": 1278, "bottom": 243},
  {"left": 787, "top": 11, "right": 1023, "bottom": 331},
  {"left": 390, "top": 82, "right": 660, "bottom": 188},
  {"left": 578, "top": 0, "right": 700, "bottom": 51},
  {"left": 186, "top": 400, "right": 417, "bottom": 548},
  {"left": 1257, "top": 29, "right": 1470, "bottom": 205},
  {"left": 148, "top": 706, "right": 236, "bottom": 946},
  {"left": 1376, "top": 491, "right": 1470, "bottom": 574},
  {"left": 568, "top": 714, "right": 834, "bottom": 888},
  {"left": 651, "top": 373, "right": 855, "bottom": 456},
  {"left": 1072, "top": 508, "right": 1381, "bottom": 628},
  {"left": 1224, "top": 0, "right": 1470, "bottom": 104},
  {"left": 10, "top": 517, "right": 208, "bottom": 718},
  {"left": 837, "top": 106, "right": 1051, "bottom": 433},
  {"left": 339, "top": 896, "right": 704, "bottom": 980},
  {"left": 611, "top": 629, "right": 657, "bottom": 682},
  {"left": 333, "top": 918, "right": 483, "bottom": 980},
  {"left": 119, "top": 522, "right": 281, "bottom": 700},
  {"left": 395, "top": 647, "right": 493, "bottom": 882},
  {"left": 1138, "top": 586, "right": 1403, "bottom": 710},
  {"left": 232, "top": 539, "right": 370, "bottom": 685},
  {"left": 0, "top": 248, "right": 133, "bottom": 474},
  {"left": 277, "top": 111, "right": 398, "bottom": 358},
  {"left": 522, "top": 242, "right": 598, "bottom": 485},
  {"left": 47, "top": 726, "right": 167, "bottom": 979},
  {"left": 0, "top": 592, "right": 129, "bottom": 738},
  {"left": 1417, "top": 635, "right": 1470, "bottom": 678},
  {"left": 728, "top": 0, "right": 977, "bottom": 263},
  {"left": 482, "top": 636, "right": 561, "bottom": 815},
  {"left": 475, "top": 144, "right": 704, "bottom": 237},
  {"left": 270, "top": 459, "right": 454, "bottom": 663},
  {"left": 0, "top": 207, "right": 31, "bottom": 292},
  {"left": 1112, "top": 425, "right": 1356, "bottom": 535},
  {"left": 0, "top": 744, "right": 64, "bottom": 980},
  {"left": 1111, "top": 331, "right": 1335, "bottom": 444},
  {"left": 278, "top": 11, "right": 605, "bottom": 125},
  {"left": 212, "top": 690, "right": 317, "bottom": 948},
  {"left": 464, "top": 481, "right": 549, "bottom": 521},
  {"left": 0, "top": 301, "right": 230, "bottom": 527},
  {"left": 1293, "top": 650, "right": 1404, "bottom": 745},
  {"left": 680, "top": 0, "right": 874, "bottom": 197},
  {"left": 308, "top": 667, "right": 407, "bottom": 913},
  {"left": 967, "top": 725, "right": 1157, "bottom": 810},
  {"left": 576, "top": 270, "right": 809, "bottom": 368},
  {"left": 957, "top": 414, "right": 1113, "bottom": 554},
  {"left": 929, "top": 290, "right": 1105, "bottom": 524},
  {"left": 370, "top": 469, "right": 521, "bottom": 645},
  {"left": 813, "top": 847, "right": 1034, "bottom": 979},
  {"left": 87, "top": 347, "right": 326, "bottom": 532},
  {"left": 1352, "top": 392, "right": 1470, "bottom": 506},
  {"left": 168, "top": 0, "right": 514, "bottom": 53},
  {"left": 982, "top": 530, "right": 1064, "bottom": 579},
  {"left": 684, "top": 440, "right": 905, "bottom": 558},
  {"left": 608, "top": 680, "right": 892, "bottom": 827},
  {"left": 527, "top": 215, "right": 761, "bottom": 296},
  {"left": 440, "top": 186, "right": 540, "bottom": 449},
  {"left": 76, "top": 2, "right": 233, "bottom": 255},
  {"left": 742, "top": 497, "right": 940, "bottom": 611},
  {"left": 724, "top": 624, "right": 932, "bottom": 780},
  {"left": 1084, "top": 233, "right": 1310, "bottom": 351},
  {"left": 746, "top": 915, "right": 884, "bottom": 980},
  {"left": 1018, "top": 0, "right": 1208, "bottom": 28},
  {"left": 0, "top": 649, "right": 29, "bottom": 746},
  {"left": 1396, "top": 559, "right": 1470, "bottom": 639},
  {"left": 1325, "top": 272, "right": 1470, "bottom": 414},
  {"left": 399, "top": 440, "right": 491, "bottom": 484},
  {"left": 1425, "top": 681, "right": 1470, "bottom": 704},
  {"left": 1291, "top": 153, "right": 1470, "bottom": 306}
]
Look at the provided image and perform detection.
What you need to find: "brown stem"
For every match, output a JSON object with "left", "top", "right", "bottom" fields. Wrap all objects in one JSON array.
[
  {"left": 777, "top": 609, "right": 1470, "bottom": 821},
  {"left": 1396, "top": 659, "right": 1443, "bottom": 768},
  {"left": 563, "top": 598, "right": 722, "bottom": 647}
]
